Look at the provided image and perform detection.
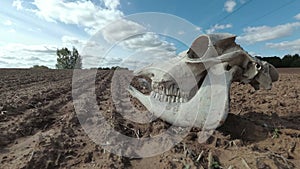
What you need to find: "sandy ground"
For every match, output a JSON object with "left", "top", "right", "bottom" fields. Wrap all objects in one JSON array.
[{"left": 0, "top": 68, "right": 299, "bottom": 169}]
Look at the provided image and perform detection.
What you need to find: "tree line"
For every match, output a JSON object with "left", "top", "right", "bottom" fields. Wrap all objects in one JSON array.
[
  {"left": 31, "top": 47, "right": 300, "bottom": 69},
  {"left": 256, "top": 54, "right": 300, "bottom": 68}
]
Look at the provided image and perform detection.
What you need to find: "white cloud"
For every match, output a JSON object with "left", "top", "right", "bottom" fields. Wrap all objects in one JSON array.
[
  {"left": 101, "top": 19, "right": 146, "bottom": 44},
  {"left": 206, "top": 24, "right": 232, "bottom": 34},
  {"left": 294, "top": 13, "right": 300, "bottom": 20},
  {"left": 8, "top": 0, "right": 179, "bottom": 69},
  {"left": 12, "top": 0, "right": 23, "bottom": 10},
  {"left": 31, "top": 0, "right": 123, "bottom": 35},
  {"left": 122, "top": 32, "right": 176, "bottom": 51},
  {"left": 266, "top": 39, "right": 300, "bottom": 54},
  {"left": 224, "top": 0, "right": 236, "bottom": 13},
  {"left": 0, "top": 43, "right": 58, "bottom": 68},
  {"left": 118, "top": 32, "right": 177, "bottom": 69},
  {"left": 237, "top": 22, "right": 300, "bottom": 44},
  {"left": 3, "top": 20, "right": 13, "bottom": 26},
  {"left": 101, "top": 19, "right": 176, "bottom": 53},
  {"left": 195, "top": 27, "right": 201, "bottom": 31},
  {"left": 120, "top": 48, "right": 177, "bottom": 69},
  {"left": 103, "top": 0, "right": 120, "bottom": 10},
  {"left": 62, "top": 36, "right": 87, "bottom": 50}
]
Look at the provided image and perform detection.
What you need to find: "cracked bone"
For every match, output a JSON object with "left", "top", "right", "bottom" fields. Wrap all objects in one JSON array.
[{"left": 128, "top": 33, "right": 279, "bottom": 128}]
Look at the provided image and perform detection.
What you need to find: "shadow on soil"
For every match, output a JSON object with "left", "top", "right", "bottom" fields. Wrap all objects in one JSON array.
[{"left": 218, "top": 112, "right": 300, "bottom": 143}]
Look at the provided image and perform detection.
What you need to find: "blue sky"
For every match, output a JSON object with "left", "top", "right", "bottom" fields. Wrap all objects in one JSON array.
[{"left": 1, "top": 0, "right": 300, "bottom": 68}]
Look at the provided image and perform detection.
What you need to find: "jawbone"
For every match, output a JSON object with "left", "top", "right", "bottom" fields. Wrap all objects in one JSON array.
[{"left": 128, "top": 64, "right": 237, "bottom": 129}]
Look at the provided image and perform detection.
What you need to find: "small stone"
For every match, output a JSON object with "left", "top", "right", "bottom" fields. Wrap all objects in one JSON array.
[{"left": 84, "top": 152, "right": 93, "bottom": 163}]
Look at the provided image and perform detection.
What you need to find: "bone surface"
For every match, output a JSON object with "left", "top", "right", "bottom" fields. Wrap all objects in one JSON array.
[{"left": 128, "top": 33, "right": 279, "bottom": 129}]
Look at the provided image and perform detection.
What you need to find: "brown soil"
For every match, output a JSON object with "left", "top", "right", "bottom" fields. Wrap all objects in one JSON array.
[{"left": 0, "top": 68, "right": 299, "bottom": 169}]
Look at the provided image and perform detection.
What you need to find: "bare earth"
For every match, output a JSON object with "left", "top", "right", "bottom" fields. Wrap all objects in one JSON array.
[{"left": 0, "top": 68, "right": 299, "bottom": 169}]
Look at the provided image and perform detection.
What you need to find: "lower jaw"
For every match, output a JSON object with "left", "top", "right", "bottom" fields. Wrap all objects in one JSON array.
[{"left": 128, "top": 74, "right": 231, "bottom": 129}]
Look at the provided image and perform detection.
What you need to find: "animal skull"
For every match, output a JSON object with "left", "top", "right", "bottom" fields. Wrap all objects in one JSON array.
[{"left": 128, "top": 33, "right": 279, "bottom": 129}]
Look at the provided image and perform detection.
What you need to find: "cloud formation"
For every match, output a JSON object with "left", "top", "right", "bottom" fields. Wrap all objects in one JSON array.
[
  {"left": 101, "top": 19, "right": 146, "bottom": 44},
  {"left": 294, "top": 13, "right": 300, "bottom": 20},
  {"left": 8, "top": 0, "right": 182, "bottom": 68},
  {"left": 237, "top": 22, "right": 300, "bottom": 44},
  {"left": 12, "top": 0, "right": 23, "bottom": 10},
  {"left": 102, "top": 0, "right": 120, "bottom": 10},
  {"left": 31, "top": 0, "right": 123, "bottom": 35},
  {"left": 266, "top": 39, "right": 300, "bottom": 54},
  {"left": 0, "top": 43, "right": 57, "bottom": 68},
  {"left": 206, "top": 24, "right": 232, "bottom": 34},
  {"left": 224, "top": 0, "right": 236, "bottom": 13}
]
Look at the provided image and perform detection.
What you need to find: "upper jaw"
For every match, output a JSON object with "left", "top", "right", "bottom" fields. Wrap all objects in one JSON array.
[
  {"left": 128, "top": 63, "right": 235, "bottom": 128},
  {"left": 133, "top": 62, "right": 204, "bottom": 104}
]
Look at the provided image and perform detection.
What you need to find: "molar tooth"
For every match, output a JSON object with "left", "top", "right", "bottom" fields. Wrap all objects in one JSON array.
[
  {"left": 176, "top": 88, "right": 180, "bottom": 96},
  {"left": 160, "top": 94, "right": 163, "bottom": 101},
  {"left": 155, "top": 92, "right": 160, "bottom": 99},
  {"left": 167, "top": 96, "right": 171, "bottom": 103},
  {"left": 152, "top": 92, "right": 157, "bottom": 98},
  {"left": 164, "top": 96, "right": 168, "bottom": 102},
  {"left": 171, "top": 96, "right": 174, "bottom": 103},
  {"left": 158, "top": 85, "right": 163, "bottom": 92},
  {"left": 173, "top": 87, "right": 176, "bottom": 96},
  {"left": 158, "top": 89, "right": 162, "bottom": 94},
  {"left": 183, "top": 98, "right": 188, "bottom": 102},
  {"left": 179, "top": 97, "right": 183, "bottom": 103},
  {"left": 160, "top": 94, "right": 164, "bottom": 101},
  {"left": 169, "top": 85, "right": 174, "bottom": 95},
  {"left": 175, "top": 96, "right": 179, "bottom": 103}
]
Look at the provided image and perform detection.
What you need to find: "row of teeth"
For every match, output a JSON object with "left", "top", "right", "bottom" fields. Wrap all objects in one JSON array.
[{"left": 151, "top": 85, "right": 188, "bottom": 103}]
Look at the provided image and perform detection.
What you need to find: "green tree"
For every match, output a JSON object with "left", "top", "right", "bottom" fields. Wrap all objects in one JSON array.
[
  {"left": 31, "top": 65, "right": 49, "bottom": 69},
  {"left": 55, "top": 47, "right": 82, "bottom": 69},
  {"left": 290, "top": 54, "right": 300, "bottom": 67},
  {"left": 256, "top": 56, "right": 282, "bottom": 68},
  {"left": 282, "top": 54, "right": 293, "bottom": 67}
]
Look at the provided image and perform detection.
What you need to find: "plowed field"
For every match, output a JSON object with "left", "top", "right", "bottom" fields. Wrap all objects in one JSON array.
[{"left": 0, "top": 68, "right": 299, "bottom": 169}]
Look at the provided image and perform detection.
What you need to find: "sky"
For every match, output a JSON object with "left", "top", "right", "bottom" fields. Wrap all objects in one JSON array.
[{"left": 0, "top": 0, "right": 300, "bottom": 68}]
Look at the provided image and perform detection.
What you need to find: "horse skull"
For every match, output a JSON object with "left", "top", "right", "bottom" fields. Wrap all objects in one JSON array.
[{"left": 128, "top": 33, "right": 279, "bottom": 129}]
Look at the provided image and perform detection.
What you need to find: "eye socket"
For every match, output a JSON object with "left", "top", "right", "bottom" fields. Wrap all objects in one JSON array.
[
  {"left": 256, "top": 63, "right": 261, "bottom": 70},
  {"left": 187, "top": 50, "right": 198, "bottom": 59}
]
